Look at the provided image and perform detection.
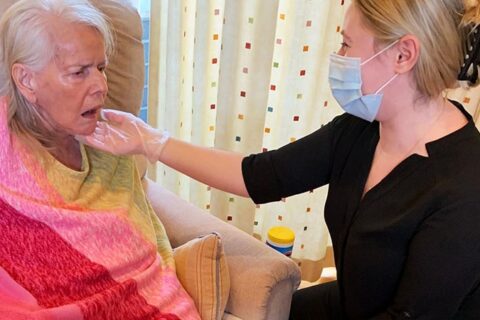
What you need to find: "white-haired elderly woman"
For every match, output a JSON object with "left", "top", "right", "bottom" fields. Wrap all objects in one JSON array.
[
  {"left": 80, "top": 0, "right": 480, "bottom": 319},
  {"left": 0, "top": 0, "right": 200, "bottom": 319}
]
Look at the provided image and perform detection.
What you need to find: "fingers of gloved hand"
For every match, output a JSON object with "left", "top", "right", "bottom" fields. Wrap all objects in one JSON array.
[
  {"left": 94, "top": 121, "right": 133, "bottom": 145},
  {"left": 101, "top": 108, "right": 147, "bottom": 128},
  {"left": 100, "top": 109, "right": 133, "bottom": 125},
  {"left": 79, "top": 110, "right": 165, "bottom": 158},
  {"left": 107, "top": 126, "right": 136, "bottom": 145},
  {"left": 102, "top": 112, "right": 149, "bottom": 139},
  {"left": 93, "top": 121, "right": 108, "bottom": 137}
]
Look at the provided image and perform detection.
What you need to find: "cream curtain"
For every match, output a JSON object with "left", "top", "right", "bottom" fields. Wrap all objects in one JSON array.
[
  {"left": 446, "top": 87, "right": 480, "bottom": 130},
  {"left": 147, "top": 0, "right": 480, "bottom": 281},
  {"left": 147, "top": 0, "right": 348, "bottom": 280}
]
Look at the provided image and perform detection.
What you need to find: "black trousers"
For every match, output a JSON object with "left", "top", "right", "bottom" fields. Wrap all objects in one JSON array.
[{"left": 289, "top": 281, "right": 344, "bottom": 320}]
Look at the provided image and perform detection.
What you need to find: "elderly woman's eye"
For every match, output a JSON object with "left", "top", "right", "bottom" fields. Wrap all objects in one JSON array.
[{"left": 73, "top": 69, "right": 85, "bottom": 76}]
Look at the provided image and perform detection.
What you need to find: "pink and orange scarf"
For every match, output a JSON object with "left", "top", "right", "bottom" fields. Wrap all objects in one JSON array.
[{"left": 0, "top": 96, "right": 200, "bottom": 320}]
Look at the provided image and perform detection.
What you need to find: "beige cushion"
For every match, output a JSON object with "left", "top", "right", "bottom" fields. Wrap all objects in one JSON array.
[{"left": 174, "top": 232, "right": 230, "bottom": 320}]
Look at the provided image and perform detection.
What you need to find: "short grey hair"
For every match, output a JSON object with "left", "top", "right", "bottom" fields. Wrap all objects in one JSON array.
[{"left": 0, "top": 0, "right": 114, "bottom": 148}]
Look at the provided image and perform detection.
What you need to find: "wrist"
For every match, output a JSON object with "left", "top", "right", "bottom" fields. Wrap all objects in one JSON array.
[
  {"left": 145, "top": 128, "right": 170, "bottom": 163},
  {"left": 158, "top": 129, "right": 170, "bottom": 145}
]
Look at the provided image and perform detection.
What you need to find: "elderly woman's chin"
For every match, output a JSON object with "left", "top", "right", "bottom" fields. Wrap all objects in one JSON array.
[{"left": 66, "top": 110, "right": 101, "bottom": 137}]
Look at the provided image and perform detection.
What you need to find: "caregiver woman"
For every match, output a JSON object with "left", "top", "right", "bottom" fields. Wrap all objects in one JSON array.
[{"left": 80, "top": 0, "right": 480, "bottom": 319}]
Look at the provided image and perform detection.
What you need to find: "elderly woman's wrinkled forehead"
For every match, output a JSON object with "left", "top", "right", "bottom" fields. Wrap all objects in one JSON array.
[{"left": 46, "top": 18, "right": 107, "bottom": 65}]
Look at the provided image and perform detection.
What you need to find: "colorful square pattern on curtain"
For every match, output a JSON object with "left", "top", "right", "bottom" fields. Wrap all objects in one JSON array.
[
  {"left": 149, "top": 0, "right": 480, "bottom": 280},
  {"left": 150, "top": 0, "right": 350, "bottom": 277}
]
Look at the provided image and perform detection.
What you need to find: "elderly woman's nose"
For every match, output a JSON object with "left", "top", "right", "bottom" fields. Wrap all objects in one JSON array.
[{"left": 90, "top": 69, "right": 108, "bottom": 94}]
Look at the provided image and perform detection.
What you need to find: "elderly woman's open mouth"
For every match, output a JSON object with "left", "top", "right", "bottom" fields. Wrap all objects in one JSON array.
[{"left": 81, "top": 107, "right": 102, "bottom": 118}]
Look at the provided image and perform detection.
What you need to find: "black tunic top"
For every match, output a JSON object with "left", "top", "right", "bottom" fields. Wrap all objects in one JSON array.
[{"left": 242, "top": 101, "right": 480, "bottom": 319}]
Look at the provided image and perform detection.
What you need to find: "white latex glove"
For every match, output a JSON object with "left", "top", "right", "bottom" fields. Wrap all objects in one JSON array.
[{"left": 76, "top": 109, "right": 170, "bottom": 163}]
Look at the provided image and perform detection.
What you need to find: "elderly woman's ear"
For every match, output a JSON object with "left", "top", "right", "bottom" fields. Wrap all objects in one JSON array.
[{"left": 11, "top": 63, "right": 37, "bottom": 104}]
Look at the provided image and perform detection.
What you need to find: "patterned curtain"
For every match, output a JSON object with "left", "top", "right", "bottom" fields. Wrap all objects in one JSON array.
[{"left": 147, "top": 0, "right": 480, "bottom": 281}]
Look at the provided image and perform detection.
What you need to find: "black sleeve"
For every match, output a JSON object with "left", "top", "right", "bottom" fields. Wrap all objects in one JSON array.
[
  {"left": 370, "top": 201, "right": 480, "bottom": 319},
  {"left": 241, "top": 113, "right": 353, "bottom": 204}
]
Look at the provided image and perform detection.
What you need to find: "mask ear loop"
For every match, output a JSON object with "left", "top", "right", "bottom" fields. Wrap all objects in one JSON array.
[
  {"left": 360, "top": 39, "right": 400, "bottom": 66},
  {"left": 360, "top": 40, "right": 400, "bottom": 94},
  {"left": 374, "top": 73, "right": 399, "bottom": 94}
]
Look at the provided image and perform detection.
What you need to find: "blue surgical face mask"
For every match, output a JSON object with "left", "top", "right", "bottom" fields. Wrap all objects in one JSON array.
[{"left": 328, "top": 41, "right": 399, "bottom": 122}]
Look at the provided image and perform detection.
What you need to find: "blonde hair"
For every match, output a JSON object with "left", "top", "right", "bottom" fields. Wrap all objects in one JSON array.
[
  {"left": 352, "top": 0, "right": 480, "bottom": 99},
  {"left": 0, "top": 0, "right": 114, "bottom": 149}
]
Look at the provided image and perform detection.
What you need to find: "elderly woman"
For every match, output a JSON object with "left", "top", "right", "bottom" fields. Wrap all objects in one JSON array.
[
  {"left": 0, "top": 0, "right": 200, "bottom": 319},
  {"left": 81, "top": 0, "right": 480, "bottom": 319}
]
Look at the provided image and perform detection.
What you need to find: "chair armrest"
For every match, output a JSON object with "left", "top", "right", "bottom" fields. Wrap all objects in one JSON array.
[{"left": 143, "top": 178, "right": 301, "bottom": 320}]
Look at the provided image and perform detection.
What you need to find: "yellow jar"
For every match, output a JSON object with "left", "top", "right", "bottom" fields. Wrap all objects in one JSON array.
[{"left": 266, "top": 226, "right": 295, "bottom": 256}]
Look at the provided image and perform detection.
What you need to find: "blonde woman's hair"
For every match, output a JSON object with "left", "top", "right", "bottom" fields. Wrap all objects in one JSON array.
[
  {"left": 352, "top": 0, "right": 480, "bottom": 99},
  {"left": 0, "top": 0, "right": 114, "bottom": 149}
]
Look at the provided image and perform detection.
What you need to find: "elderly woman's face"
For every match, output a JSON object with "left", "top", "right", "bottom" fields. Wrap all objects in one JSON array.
[{"left": 31, "top": 22, "right": 108, "bottom": 136}]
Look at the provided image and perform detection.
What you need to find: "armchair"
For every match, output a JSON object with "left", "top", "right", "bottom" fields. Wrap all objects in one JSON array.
[{"left": 143, "top": 177, "right": 301, "bottom": 320}]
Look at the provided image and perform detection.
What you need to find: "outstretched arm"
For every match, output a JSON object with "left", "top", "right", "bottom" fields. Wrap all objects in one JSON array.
[
  {"left": 160, "top": 137, "right": 248, "bottom": 197},
  {"left": 77, "top": 109, "right": 249, "bottom": 197}
]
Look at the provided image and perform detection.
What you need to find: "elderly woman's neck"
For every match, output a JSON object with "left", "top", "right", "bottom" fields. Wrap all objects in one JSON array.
[{"left": 49, "top": 135, "right": 83, "bottom": 171}]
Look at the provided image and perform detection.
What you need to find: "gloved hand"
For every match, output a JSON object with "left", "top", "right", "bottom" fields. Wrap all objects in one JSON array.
[{"left": 75, "top": 109, "right": 170, "bottom": 163}]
